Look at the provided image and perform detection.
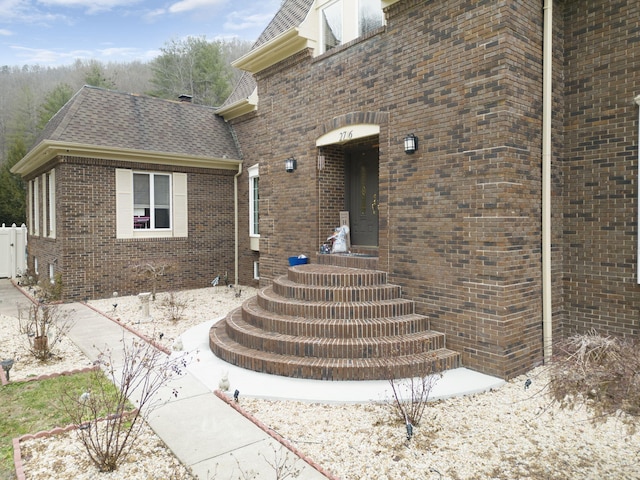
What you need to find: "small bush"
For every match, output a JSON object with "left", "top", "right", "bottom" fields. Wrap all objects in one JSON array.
[
  {"left": 18, "top": 302, "right": 74, "bottom": 361},
  {"left": 160, "top": 291, "right": 189, "bottom": 322},
  {"left": 549, "top": 330, "right": 640, "bottom": 422},
  {"left": 60, "top": 337, "right": 190, "bottom": 472}
]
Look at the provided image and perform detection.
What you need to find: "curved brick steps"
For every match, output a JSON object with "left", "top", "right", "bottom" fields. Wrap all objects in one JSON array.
[
  {"left": 272, "top": 276, "right": 402, "bottom": 302},
  {"left": 241, "top": 297, "right": 431, "bottom": 337},
  {"left": 210, "top": 264, "right": 460, "bottom": 381},
  {"left": 257, "top": 286, "right": 415, "bottom": 320},
  {"left": 210, "top": 322, "right": 460, "bottom": 381},
  {"left": 224, "top": 308, "right": 446, "bottom": 359}
]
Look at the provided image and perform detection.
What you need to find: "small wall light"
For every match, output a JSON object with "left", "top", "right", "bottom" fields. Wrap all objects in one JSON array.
[
  {"left": 404, "top": 134, "right": 418, "bottom": 154},
  {"left": 285, "top": 157, "right": 297, "bottom": 173}
]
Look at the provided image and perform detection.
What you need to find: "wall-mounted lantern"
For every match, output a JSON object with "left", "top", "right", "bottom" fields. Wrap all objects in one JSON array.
[
  {"left": 285, "top": 157, "right": 297, "bottom": 173},
  {"left": 404, "top": 134, "right": 418, "bottom": 154}
]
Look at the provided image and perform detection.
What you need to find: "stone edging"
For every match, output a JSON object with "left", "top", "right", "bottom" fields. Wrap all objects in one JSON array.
[
  {"left": 10, "top": 366, "right": 132, "bottom": 480},
  {"left": 214, "top": 389, "right": 341, "bottom": 480}
]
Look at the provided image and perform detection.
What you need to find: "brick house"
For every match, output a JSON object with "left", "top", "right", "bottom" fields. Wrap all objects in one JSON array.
[
  {"left": 13, "top": 0, "right": 640, "bottom": 379},
  {"left": 215, "top": 0, "right": 639, "bottom": 379},
  {"left": 11, "top": 86, "right": 258, "bottom": 300}
]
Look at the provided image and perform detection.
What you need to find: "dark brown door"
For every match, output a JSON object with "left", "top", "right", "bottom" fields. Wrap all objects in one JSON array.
[{"left": 346, "top": 148, "right": 379, "bottom": 246}]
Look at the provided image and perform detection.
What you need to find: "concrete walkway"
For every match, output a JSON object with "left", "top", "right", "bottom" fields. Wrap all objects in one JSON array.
[
  {"left": 0, "top": 280, "right": 331, "bottom": 479},
  {"left": 0, "top": 279, "right": 505, "bottom": 479}
]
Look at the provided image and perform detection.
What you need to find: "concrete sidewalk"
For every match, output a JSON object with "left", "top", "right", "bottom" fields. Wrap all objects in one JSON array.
[
  {"left": 1, "top": 279, "right": 505, "bottom": 479},
  {"left": 0, "top": 280, "right": 332, "bottom": 479}
]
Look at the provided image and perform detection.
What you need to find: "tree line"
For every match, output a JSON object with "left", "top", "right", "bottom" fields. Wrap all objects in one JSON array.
[{"left": 0, "top": 36, "right": 252, "bottom": 225}]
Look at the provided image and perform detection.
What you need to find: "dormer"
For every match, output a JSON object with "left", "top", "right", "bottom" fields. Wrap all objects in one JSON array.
[
  {"left": 220, "top": 0, "right": 390, "bottom": 121},
  {"left": 232, "top": 0, "right": 387, "bottom": 75}
]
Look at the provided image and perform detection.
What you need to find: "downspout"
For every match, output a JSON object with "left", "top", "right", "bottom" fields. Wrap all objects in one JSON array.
[
  {"left": 542, "top": 0, "right": 553, "bottom": 362},
  {"left": 636, "top": 94, "right": 640, "bottom": 285},
  {"left": 234, "top": 163, "right": 242, "bottom": 287}
]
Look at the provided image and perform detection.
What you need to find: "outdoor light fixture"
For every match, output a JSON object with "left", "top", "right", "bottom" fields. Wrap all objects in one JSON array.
[
  {"left": 285, "top": 157, "right": 297, "bottom": 173},
  {"left": 1, "top": 359, "right": 14, "bottom": 381},
  {"left": 404, "top": 133, "right": 418, "bottom": 154}
]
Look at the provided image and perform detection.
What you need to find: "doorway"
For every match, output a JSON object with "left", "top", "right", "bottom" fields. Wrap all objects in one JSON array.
[{"left": 346, "top": 148, "right": 379, "bottom": 247}]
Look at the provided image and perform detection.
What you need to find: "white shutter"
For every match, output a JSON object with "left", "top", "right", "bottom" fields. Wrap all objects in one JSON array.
[
  {"left": 172, "top": 172, "right": 188, "bottom": 238},
  {"left": 115, "top": 169, "right": 133, "bottom": 239},
  {"left": 49, "top": 169, "right": 56, "bottom": 239}
]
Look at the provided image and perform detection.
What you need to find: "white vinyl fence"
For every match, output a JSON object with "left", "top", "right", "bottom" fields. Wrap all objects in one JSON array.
[{"left": 0, "top": 224, "right": 27, "bottom": 279}]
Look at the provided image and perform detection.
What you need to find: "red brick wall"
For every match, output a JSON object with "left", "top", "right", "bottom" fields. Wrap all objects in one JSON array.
[
  {"left": 560, "top": 0, "right": 640, "bottom": 337},
  {"left": 232, "top": 0, "right": 550, "bottom": 378},
  {"left": 27, "top": 156, "right": 258, "bottom": 300}
]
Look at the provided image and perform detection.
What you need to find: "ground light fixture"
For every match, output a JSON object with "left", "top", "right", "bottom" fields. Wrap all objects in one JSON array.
[
  {"left": 285, "top": 157, "right": 297, "bottom": 173},
  {"left": 404, "top": 133, "right": 418, "bottom": 154},
  {"left": 1, "top": 358, "right": 14, "bottom": 381}
]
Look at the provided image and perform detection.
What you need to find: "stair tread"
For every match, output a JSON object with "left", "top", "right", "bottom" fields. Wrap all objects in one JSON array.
[
  {"left": 211, "top": 323, "right": 459, "bottom": 366},
  {"left": 227, "top": 311, "right": 445, "bottom": 345}
]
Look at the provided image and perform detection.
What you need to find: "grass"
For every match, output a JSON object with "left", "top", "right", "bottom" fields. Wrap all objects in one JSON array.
[{"left": 0, "top": 370, "right": 120, "bottom": 480}]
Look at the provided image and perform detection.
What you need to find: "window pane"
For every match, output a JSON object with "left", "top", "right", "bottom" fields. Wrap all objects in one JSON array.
[
  {"left": 359, "top": 0, "right": 383, "bottom": 36},
  {"left": 154, "top": 175, "right": 170, "bottom": 208},
  {"left": 252, "top": 177, "right": 259, "bottom": 235},
  {"left": 134, "top": 173, "right": 150, "bottom": 207},
  {"left": 322, "top": 2, "right": 342, "bottom": 51},
  {"left": 155, "top": 208, "right": 170, "bottom": 229}
]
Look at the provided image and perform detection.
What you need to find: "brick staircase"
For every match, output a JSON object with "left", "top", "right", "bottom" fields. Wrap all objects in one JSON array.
[{"left": 209, "top": 263, "right": 460, "bottom": 381}]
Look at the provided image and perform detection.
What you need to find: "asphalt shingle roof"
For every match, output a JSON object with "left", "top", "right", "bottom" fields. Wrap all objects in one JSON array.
[
  {"left": 33, "top": 85, "right": 240, "bottom": 160},
  {"left": 253, "top": 0, "right": 314, "bottom": 49},
  {"left": 220, "top": 0, "right": 313, "bottom": 110}
]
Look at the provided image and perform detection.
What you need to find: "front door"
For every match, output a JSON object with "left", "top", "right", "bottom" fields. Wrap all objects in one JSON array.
[{"left": 346, "top": 148, "right": 379, "bottom": 246}]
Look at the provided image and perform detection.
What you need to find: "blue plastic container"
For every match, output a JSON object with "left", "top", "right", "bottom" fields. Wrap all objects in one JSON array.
[{"left": 288, "top": 256, "right": 309, "bottom": 266}]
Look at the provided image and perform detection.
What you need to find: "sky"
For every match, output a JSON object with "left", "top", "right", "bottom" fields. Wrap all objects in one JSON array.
[{"left": 0, "top": 0, "right": 282, "bottom": 67}]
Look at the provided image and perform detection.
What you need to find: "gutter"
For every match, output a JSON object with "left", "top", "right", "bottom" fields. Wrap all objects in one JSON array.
[
  {"left": 234, "top": 163, "right": 243, "bottom": 287},
  {"left": 542, "top": 0, "right": 553, "bottom": 362}
]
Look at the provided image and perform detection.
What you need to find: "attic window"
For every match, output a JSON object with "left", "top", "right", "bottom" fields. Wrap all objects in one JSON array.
[
  {"left": 359, "top": 0, "right": 384, "bottom": 36},
  {"left": 322, "top": 1, "right": 342, "bottom": 52},
  {"left": 320, "top": 0, "right": 384, "bottom": 54}
]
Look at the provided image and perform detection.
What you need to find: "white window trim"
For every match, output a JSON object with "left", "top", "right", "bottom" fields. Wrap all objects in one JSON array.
[
  {"left": 45, "top": 169, "right": 56, "bottom": 239},
  {"left": 32, "top": 178, "right": 39, "bottom": 237},
  {"left": 115, "top": 168, "right": 188, "bottom": 239},
  {"left": 248, "top": 164, "right": 260, "bottom": 238},
  {"left": 134, "top": 171, "right": 173, "bottom": 231}
]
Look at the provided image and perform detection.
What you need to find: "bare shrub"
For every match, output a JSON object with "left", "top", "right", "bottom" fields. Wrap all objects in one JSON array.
[
  {"left": 160, "top": 291, "right": 189, "bottom": 322},
  {"left": 131, "top": 260, "right": 174, "bottom": 300},
  {"left": 549, "top": 330, "right": 640, "bottom": 422},
  {"left": 60, "top": 337, "right": 190, "bottom": 472},
  {"left": 387, "top": 355, "right": 442, "bottom": 436},
  {"left": 18, "top": 302, "right": 74, "bottom": 361}
]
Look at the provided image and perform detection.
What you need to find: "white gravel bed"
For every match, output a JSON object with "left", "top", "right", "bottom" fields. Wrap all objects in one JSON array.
[
  {"left": 87, "top": 285, "right": 256, "bottom": 351},
  {"left": 240, "top": 367, "right": 640, "bottom": 480},
  {"left": 19, "top": 421, "right": 193, "bottom": 480},
  {"left": 3, "top": 285, "right": 639, "bottom": 480},
  {"left": 0, "top": 313, "right": 93, "bottom": 382}
]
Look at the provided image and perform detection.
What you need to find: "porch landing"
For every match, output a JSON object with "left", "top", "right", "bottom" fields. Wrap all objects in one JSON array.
[{"left": 210, "top": 256, "right": 461, "bottom": 381}]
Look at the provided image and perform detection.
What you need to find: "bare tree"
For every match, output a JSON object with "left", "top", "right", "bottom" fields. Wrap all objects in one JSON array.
[{"left": 60, "top": 337, "right": 190, "bottom": 472}]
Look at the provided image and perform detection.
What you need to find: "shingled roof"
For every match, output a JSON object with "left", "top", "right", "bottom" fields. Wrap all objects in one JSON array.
[
  {"left": 219, "top": 0, "right": 314, "bottom": 112},
  {"left": 31, "top": 85, "right": 240, "bottom": 160},
  {"left": 252, "top": 0, "right": 314, "bottom": 49}
]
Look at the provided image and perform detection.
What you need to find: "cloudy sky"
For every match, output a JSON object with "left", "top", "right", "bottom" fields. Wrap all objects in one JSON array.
[{"left": 0, "top": 0, "right": 282, "bottom": 67}]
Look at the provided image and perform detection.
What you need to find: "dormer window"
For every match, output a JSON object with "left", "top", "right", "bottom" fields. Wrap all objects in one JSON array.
[
  {"left": 359, "top": 0, "right": 384, "bottom": 36},
  {"left": 320, "top": 0, "right": 384, "bottom": 54}
]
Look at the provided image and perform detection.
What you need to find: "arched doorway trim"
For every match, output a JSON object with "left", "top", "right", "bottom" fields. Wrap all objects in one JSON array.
[{"left": 316, "top": 124, "right": 380, "bottom": 147}]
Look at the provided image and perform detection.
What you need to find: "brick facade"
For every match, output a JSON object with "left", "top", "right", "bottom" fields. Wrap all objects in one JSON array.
[
  {"left": 27, "top": 156, "right": 258, "bottom": 300},
  {"left": 229, "top": 0, "right": 639, "bottom": 379},
  {"left": 560, "top": 0, "right": 640, "bottom": 337}
]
